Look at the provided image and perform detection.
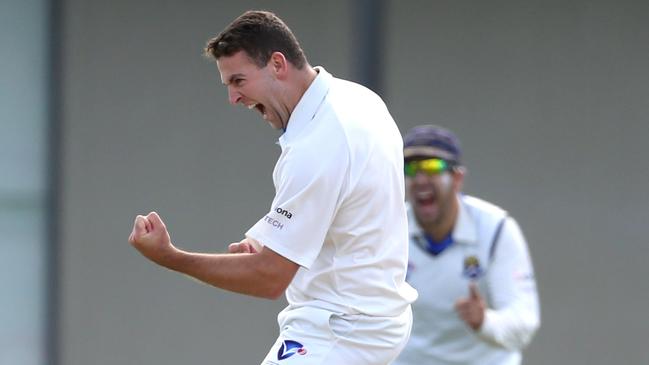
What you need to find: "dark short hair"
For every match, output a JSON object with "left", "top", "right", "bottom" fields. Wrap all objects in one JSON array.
[{"left": 204, "top": 10, "right": 307, "bottom": 69}]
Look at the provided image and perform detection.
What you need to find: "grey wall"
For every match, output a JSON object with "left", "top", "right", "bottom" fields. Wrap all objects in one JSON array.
[{"left": 59, "top": 1, "right": 649, "bottom": 364}]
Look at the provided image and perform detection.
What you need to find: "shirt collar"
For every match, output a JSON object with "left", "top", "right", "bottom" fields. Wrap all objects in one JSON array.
[{"left": 278, "top": 66, "right": 332, "bottom": 145}]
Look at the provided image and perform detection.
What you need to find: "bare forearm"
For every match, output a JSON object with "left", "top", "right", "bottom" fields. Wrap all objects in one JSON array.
[
  {"left": 128, "top": 213, "right": 296, "bottom": 299},
  {"left": 161, "top": 247, "right": 289, "bottom": 299}
]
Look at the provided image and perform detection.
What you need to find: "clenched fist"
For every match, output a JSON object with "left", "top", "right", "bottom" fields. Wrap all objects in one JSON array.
[{"left": 128, "top": 211, "right": 177, "bottom": 266}]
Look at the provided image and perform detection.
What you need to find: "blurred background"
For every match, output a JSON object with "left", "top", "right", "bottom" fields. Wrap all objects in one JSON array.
[{"left": 2, "top": 0, "right": 648, "bottom": 364}]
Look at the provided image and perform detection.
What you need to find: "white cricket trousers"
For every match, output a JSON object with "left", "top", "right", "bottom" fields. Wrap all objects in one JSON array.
[{"left": 260, "top": 305, "right": 413, "bottom": 365}]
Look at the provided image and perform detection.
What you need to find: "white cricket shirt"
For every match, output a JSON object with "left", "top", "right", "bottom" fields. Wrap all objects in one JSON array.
[
  {"left": 246, "top": 67, "right": 417, "bottom": 317},
  {"left": 393, "top": 195, "right": 540, "bottom": 365}
]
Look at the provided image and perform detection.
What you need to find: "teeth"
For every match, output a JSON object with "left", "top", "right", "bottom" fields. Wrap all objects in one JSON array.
[
  {"left": 416, "top": 191, "right": 434, "bottom": 199},
  {"left": 247, "top": 103, "right": 258, "bottom": 110}
]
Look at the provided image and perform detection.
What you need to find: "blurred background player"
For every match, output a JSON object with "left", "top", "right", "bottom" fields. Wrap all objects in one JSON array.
[
  {"left": 393, "top": 125, "right": 540, "bottom": 365},
  {"left": 129, "top": 10, "right": 416, "bottom": 365}
]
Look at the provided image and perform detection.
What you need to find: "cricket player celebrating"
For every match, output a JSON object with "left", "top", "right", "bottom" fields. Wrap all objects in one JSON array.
[
  {"left": 129, "top": 10, "right": 417, "bottom": 365},
  {"left": 393, "top": 125, "right": 540, "bottom": 365}
]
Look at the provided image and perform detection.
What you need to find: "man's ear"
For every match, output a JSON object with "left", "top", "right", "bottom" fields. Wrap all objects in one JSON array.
[
  {"left": 269, "top": 51, "right": 288, "bottom": 78},
  {"left": 453, "top": 166, "right": 466, "bottom": 192}
]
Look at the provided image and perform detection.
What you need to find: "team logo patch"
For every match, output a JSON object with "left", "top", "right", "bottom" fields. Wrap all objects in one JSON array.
[
  {"left": 277, "top": 340, "right": 307, "bottom": 360},
  {"left": 462, "top": 255, "right": 484, "bottom": 280}
]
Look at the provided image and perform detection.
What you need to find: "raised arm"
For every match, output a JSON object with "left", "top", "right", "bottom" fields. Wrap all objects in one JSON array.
[{"left": 128, "top": 212, "right": 299, "bottom": 299}]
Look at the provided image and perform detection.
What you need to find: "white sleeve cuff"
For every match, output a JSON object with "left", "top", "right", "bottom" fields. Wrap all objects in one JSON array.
[
  {"left": 476, "top": 309, "right": 506, "bottom": 348},
  {"left": 476, "top": 307, "right": 540, "bottom": 350}
]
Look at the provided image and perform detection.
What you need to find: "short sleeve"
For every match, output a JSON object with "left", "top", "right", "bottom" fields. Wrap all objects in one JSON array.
[{"left": 246, "top": 139, "right": 349, "bottom": 269}]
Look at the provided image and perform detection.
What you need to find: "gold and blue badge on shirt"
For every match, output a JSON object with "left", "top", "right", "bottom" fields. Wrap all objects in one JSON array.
[{"left": 462, "top": 255, "right": 484, "bottom": 280}]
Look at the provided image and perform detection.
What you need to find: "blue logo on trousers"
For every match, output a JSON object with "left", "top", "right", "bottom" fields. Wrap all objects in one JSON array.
[{"left": 277, "top": 340, "right": 307, "bottom": 360}]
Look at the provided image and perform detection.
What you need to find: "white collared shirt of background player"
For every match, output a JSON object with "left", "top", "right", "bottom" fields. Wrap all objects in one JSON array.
[
  {"left": 394, "top": 196, "right": 540, "bottom": 365},
  {"left": 246, "top": 66, "right": 417, "bottom": 317}
]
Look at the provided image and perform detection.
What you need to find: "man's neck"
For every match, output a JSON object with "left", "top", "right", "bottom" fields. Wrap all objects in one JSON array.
[
  {"left": 286, "top": 65, "right": 318, "bottom": 112},
  {"left": 291, "top": 64, "right": 318, "bottom": 104}
]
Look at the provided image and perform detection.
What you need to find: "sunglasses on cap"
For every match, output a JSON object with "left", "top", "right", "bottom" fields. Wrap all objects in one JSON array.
[{"left": 404, "top": 158, "right": 454, "bottom": 177}]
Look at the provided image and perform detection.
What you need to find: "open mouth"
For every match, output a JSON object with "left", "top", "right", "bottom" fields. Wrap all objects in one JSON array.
[
  {"left": 248, "top": 103, "right": 267, "bottom": 119},
  {"left": 415, "top": 190, "right": 436, "bottom": 207}
]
